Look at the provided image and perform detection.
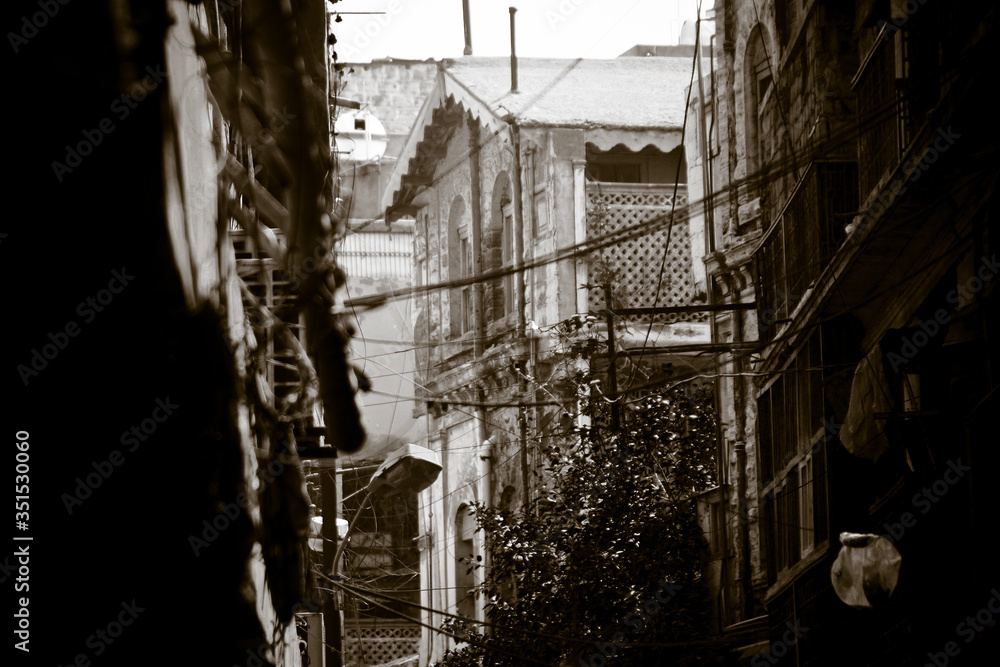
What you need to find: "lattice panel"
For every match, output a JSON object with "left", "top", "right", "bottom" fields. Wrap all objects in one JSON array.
[
  {"left": 344, "top": 624, "right": 421, "bottom": 667},
  {"left": 585, "top": 185, "right": 705, "bottom": 323}
]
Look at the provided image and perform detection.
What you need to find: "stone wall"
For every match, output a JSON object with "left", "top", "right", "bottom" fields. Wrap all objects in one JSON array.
[
  {"left": 338, "top": 59, "right": 438, "bottom": 143},
  {"left": 701, "top": 0, "right": 865, "bottom": 630}
]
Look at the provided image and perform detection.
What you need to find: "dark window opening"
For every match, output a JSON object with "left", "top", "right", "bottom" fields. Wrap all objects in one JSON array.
[{"left": 585, "top": 144, "right": 686, "bottom": 185}]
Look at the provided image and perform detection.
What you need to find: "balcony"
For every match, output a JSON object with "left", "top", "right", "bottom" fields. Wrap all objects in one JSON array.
[
  {"left": 753, "top": 162, "right": 858, "bottom": 340},
  {"left": 853, "top": 25, "right": 939, "bottom": 200},
  {"left": 339, "top": 229, "right": 414, "bottom": 282},
  {"left": 343, "top": 620, "right": 420, "bottom": 667},
  {"left": 585, "top": 182, "right": 705, "bottom": 324}
]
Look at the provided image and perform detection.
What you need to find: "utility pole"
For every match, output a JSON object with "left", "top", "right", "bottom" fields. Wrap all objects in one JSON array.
[
  {"left": 602, "top": 283, "right": 621, "bottom": 431},
  {"left": 519, "top": 400, "right": 530, "bottom": 509},
  {"left": 597, "top": 295, "right": 756, "bottom": 430},
  {"left": 320, "top": 449, "right": 342, "bottom": 667},
  {"left": 296, "top": 428, "right": 343, "bottom": 667}
]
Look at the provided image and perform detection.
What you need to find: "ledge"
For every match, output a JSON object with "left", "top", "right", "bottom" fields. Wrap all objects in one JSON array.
[{"left": 764, "top": 541, "right": 830, "bottom": 602}]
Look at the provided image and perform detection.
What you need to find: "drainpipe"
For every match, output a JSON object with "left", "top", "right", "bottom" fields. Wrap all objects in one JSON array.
[
  {"left": 509, "top": 7, "right": 518, "bottom": 93},
  {"left": 509, "top": 22, "right": 529, "bottom": 503},
  {"left": 468, "top": 115, "right": 485, "bottom": 356},
  {"left": 733, "top": 293, "right": 753, "bottom": 619},
  {"left": 462, "top": 0, "right": 473, "bottom": 55},
  {"left": 511, "top": 120, "right": 529, "bottom": 508},
  {"left": 696, "top": 18, "right": 715, "bottom": 257},
  {"left": 696, "top": 11, "right": 747, "bottom": 625},
  {"left": 477, "top": 403, "right": 492, "bottom": 626}
]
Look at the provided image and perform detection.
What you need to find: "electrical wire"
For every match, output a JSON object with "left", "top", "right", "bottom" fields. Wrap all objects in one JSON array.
[
  {"left": 622, "top": 0, "right": 701, "bottom": 392},
  {"left": 320, "top": 582, "right": 553, "bottom": 665},
  {"left": 338, "top": 49, "right": 975, "bottom": 315}
]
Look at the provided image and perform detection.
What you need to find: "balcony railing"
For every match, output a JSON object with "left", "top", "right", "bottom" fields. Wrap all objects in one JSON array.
[
  {"left": 753, "top": 162, "right": 858, "bottom": 340},
  {"left": 854, "top": 25, "right": 939, "bottom": 199},
  {"left": 339, "top": 230, "right": 414, "bottom": 281},
  {"left": 585, "top": 181, "right": 705, "bottom": 324},
  {"left": 343, "top": 621, "right": 420, "bottom": 667}
]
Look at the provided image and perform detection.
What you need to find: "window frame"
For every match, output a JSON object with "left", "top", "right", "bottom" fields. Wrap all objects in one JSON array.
[
  {"left": 501, "top": 202, "right": 515, "bottom": 316},
  {"left": 757, "top": 331, "right": 830, "bottom": 585}
]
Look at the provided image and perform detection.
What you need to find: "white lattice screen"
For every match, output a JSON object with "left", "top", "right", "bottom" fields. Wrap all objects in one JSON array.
[
  {"left": 344, "top": 623, "right": 420, "bottom": 667},
  {"left": 586, "top": 183, "right": 705, "bottom": 324}
]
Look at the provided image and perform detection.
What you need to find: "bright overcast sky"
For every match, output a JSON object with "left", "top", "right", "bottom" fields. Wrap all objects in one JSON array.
[{"left": 333, "top": 0, "right": 709, "bottom": 62}]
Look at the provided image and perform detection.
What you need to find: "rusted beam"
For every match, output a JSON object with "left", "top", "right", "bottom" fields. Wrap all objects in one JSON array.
[{"left": 225, "top": 156, "right": 291, "bottom": 232}]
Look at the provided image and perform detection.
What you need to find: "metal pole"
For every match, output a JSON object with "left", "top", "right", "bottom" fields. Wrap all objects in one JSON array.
[
  {"left": 509, "top": 7, "right": 518, "bottom": 92},
  {"left": 462, "top": 0, "right": 473, "bottom": 55},
  {"left": 321, "top": 461, "right": 342, "bottom": 667},
  {"left": 603, "top": 283, "right": 620, "bottom": 431},
  {"left": 519, "top": 402, "right": 530, "bottom": 508}
]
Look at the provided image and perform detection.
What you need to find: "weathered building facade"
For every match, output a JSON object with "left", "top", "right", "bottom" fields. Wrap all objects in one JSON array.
[
  {"left": 383, "top": 54, "right": 712, "bottom": 663},
  {"left": 328, "top": 58, "right": 439, "bottom": 667},
  {"left": 698, "top": 0, "right": 1000, "bottom": 664}
]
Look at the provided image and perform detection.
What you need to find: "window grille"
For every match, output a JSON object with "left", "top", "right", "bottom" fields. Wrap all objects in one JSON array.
[
  {"left": 753, "top": 162, "right": 858, "bottom": 340},
  {"left": 758, "top": 331, "right": 830, "bottom": 584},
  {"left": 343, "top": 623, "right": 421, "bottom": 667},
  {"left": 585, "top": 183, "right": 703, "bottom": 324}
]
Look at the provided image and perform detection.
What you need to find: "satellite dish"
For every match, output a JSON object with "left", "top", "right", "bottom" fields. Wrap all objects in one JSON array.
[
  {"left": 308, "top": 516, "right": 349, "bottom": 552},
  {"left": 334, "top": 109, "right": 388, "bottom": 162}
]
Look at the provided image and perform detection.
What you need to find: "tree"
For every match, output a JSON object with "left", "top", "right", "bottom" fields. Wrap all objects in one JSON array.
[{"left": 437, "top": 365, "right": 721, "bottom": 666}]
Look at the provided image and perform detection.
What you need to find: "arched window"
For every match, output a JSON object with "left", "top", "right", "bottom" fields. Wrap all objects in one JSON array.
[
  {"left": 744, "top": 24, "right": 773, "bottom": 176},
  {"left": 448, "top": 196, "right": 471, "bottom": 337},
  {"left": 501, "top": 201, "right": 514, "bottom": 315},
  {"left": 454, "top": 505, "right": 477, "bottom": 619},
  {"left": 488, "top": 172, "right": 514, "bottom": 321}
]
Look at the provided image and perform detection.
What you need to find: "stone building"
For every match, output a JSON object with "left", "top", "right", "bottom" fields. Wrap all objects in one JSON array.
[
  {"left": 381, "top": 53, "right": 712, "bottom": 664},
  {"left": 695, "top": 0, "right": 1000, "bottom": 664},
  {"left": 328, "top": 59, "right": 439, "bottom": 667},
  {"left": 333, "top": 59, "right": 438, "bottom": 465}
]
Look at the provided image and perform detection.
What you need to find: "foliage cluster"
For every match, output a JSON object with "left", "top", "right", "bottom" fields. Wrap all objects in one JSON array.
[{"left": 437, "top": 378, "right": 722, "bottom": 666}]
